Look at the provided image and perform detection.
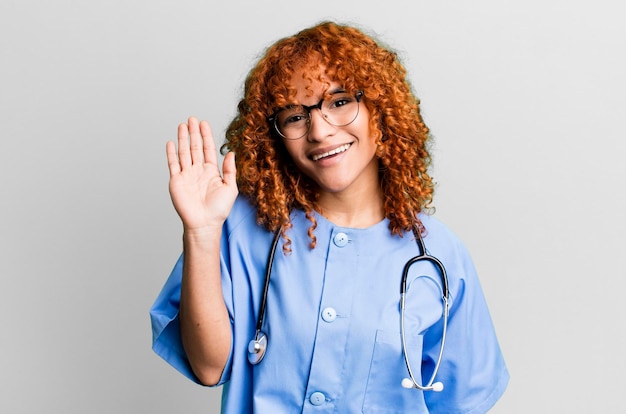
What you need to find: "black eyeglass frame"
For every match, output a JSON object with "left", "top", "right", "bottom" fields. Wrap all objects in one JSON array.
[{"left": 267, "top": 90, "right": 364, "bottom": 140}]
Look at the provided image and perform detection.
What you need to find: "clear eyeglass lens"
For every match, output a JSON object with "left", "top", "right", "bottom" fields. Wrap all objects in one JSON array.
[{"left": 275, "top": 92, "right": 360, "bottom": 139}]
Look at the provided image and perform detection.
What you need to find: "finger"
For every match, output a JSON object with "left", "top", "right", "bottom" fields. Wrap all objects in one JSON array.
[
  {"left": 166, "top": 140, "right": 181, "bottom": 176},
  {"left": 222, "top": 151, "right": 238, "bottom": 189},
  {"left": 199, "top": 120, "right": 218, "bottom": 166},
  {"left": 188, "top": 116, "right": 205, "bottom": 166},
  {"left": 177, "top": 122, "right": 192, "bottom": 170}
]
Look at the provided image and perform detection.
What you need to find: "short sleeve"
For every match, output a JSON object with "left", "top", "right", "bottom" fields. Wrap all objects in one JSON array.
[
  {"left": 149, "top": 255, "right": 201, "bottom": 382},
  {"left": 149, "top": 250, "right": 235, "bottom": 386}
]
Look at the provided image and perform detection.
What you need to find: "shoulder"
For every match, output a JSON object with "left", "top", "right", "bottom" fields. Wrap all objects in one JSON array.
[
  {"left": 223, "top": 195, "right": 275, "bottom": 253},
  {"left": 224, "top": 195, "right": 260, "bottom": 236},
  {"left": 419, "top": 213, "right": 466, "bottom": 251},
  {"left": 418, "top": 213, "right": 476, "bottom": 275}
]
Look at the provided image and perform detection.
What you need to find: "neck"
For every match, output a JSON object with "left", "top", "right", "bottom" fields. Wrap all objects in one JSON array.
[{"left": 317, "top": 185, "right": 384, "bottom": 228}]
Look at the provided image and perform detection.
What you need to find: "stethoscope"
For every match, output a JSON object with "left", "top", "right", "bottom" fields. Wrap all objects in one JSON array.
[{"left": 247, "top": 227, "right": 450, "bottom": 393}]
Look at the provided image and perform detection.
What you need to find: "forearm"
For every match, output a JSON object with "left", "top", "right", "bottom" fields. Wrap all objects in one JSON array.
[{"left": 179, "top": 225, "right": 232, "bottom": 386}]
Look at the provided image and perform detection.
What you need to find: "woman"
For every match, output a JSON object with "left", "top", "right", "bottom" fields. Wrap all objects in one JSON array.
[{"left": 151, "top": 21, "right": 509, "bottom": 413}]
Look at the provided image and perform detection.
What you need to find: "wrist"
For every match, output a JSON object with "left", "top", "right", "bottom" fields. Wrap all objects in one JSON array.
[{"left": 182, "top": 223, "right": 223, "bottom": 244}]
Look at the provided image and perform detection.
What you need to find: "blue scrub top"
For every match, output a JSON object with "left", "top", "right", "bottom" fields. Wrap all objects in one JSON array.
[{"left": 150, "top": 196, "right": 509, "bottom": 413}]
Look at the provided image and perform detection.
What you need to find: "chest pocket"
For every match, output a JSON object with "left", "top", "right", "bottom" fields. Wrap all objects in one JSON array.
[{"left": 362, "top": 330, "right": 428, "bottom": 414}]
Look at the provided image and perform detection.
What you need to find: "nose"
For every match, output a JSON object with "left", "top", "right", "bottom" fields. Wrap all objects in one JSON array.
[{"left": 306, "top": 108, "right": 336, "bottom": 142}]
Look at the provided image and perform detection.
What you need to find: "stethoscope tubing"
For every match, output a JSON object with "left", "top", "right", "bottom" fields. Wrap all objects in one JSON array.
[
  {"left": 248, "top": 229, "right": 281, "bottom": 364},
  {"left": 400, "top": 227, "right": 450, "bottom": 391},
  {"left": 254, "top": 229, "right": 281, "bottom": 338},
  {"left": 249, "top": 226, "right": 451, "bottom": 394}
]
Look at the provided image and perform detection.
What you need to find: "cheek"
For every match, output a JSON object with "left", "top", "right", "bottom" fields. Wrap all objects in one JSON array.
[
  {"left": 281, "top": 141, "right": 311, "bottom": 172},
  {"left": 356, "top": 107, "right": 376, "bottom": 142},
  {"left": 356, "top": 118, "right": 377, "bottom": 150},
  {"left": 282, "top": 141, "right": 302, "bottom": 160}
]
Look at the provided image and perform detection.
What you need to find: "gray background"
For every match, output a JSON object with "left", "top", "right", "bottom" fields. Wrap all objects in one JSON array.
[{"left": 1, "top": 0, "right": 624, "bottom": 412}]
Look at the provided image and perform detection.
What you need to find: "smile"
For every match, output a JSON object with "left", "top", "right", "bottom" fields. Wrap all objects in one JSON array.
[{"left": 311, "top": 143, "right": 352, "bottom": 161}]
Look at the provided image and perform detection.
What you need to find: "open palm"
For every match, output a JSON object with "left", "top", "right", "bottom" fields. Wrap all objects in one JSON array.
[{"left": 166, "top": 117, "right": 238, "bottom": 231}]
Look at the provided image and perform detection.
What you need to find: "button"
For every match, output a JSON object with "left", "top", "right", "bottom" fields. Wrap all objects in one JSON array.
[
  {"left": 310, "top": 391, "right": 326, "bottom": 406},
  {"left": 333, "top": 232, "right": 349, "bottom": 247},
  {"left": 321, "top": 307, "right": 337, "bottom": 322}
]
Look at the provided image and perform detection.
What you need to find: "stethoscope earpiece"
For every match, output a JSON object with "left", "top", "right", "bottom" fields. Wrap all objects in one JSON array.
[{"left": 402, "top": 377, "right": 444, "bottom": 392}]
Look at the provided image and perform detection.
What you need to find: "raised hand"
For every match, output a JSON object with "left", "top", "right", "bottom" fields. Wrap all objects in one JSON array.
[{"left": 166, "top": 117, "right": 238, "bottom": 231}]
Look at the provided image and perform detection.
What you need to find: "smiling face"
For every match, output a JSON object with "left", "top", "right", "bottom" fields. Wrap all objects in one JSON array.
[{"left": 280, "top": 69, "right": 380, "bottom": 200}]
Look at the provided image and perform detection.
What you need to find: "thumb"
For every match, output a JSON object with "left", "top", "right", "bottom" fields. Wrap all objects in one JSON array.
[{"left": 222, "top": 151, "right": 238, "bottom": 188}]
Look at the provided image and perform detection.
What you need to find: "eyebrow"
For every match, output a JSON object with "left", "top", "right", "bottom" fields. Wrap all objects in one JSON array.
[
  {"left": 275, "top": 87, "right": 349, "bottom": 112},
  {"left": 313, "top": 87, "right": 347, "bottom": 102},
  {"left": 328, "top": 87, "right": 346, "bottom": 95}
]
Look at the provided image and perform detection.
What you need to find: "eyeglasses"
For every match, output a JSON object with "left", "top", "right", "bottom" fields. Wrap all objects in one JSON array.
[{"left": 268, "top": 90, "right": 364, "bottom": 140}]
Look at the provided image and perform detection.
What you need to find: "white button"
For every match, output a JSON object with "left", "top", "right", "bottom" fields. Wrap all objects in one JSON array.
[
  {"left": 333, "top": 232, "right": 349, "bottom": 247},
  {"left": 310, "top": 391, "right": 326, "bottom": 406},
  {"left": 321, "top": 307, "right": 337, "bottom": 322}
]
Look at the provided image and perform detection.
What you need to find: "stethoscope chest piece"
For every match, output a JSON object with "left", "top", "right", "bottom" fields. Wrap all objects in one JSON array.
[{"left": 247, "top": 332, "right": 267, "bottom": 365}]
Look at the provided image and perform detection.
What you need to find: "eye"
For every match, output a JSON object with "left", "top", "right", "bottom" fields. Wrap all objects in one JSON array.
[
  {"left": 283, "top": 114, "right": 307, "bottom": 125},
  {"left": 327, "top": 94, "right": 355, "bottom": 110},
  {"left": 278, "top": 106, "right": 308, "bottom": 127}
]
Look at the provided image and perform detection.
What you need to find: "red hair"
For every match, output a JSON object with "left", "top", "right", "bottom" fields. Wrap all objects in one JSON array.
[{"left": 222, "top": 21, "right": 434, "bottom": 249}]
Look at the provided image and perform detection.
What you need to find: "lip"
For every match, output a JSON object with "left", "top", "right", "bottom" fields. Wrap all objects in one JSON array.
[{"left": 308, "top": 142, "right": 353, "bottom": 161}]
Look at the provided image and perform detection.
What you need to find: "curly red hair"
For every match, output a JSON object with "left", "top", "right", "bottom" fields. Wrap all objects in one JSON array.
[{"left": 222, "top": 21, "right": 434, "bottom": 249}]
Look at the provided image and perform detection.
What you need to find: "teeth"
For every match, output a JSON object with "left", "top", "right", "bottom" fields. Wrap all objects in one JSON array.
[{"left": 312, "top": 144, "right": 351, "bottom": 161}]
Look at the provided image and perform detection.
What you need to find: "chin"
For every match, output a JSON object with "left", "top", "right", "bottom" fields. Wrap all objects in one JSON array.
[{"left": 317, "top": 180, "right": 353, "bottom": 194}]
